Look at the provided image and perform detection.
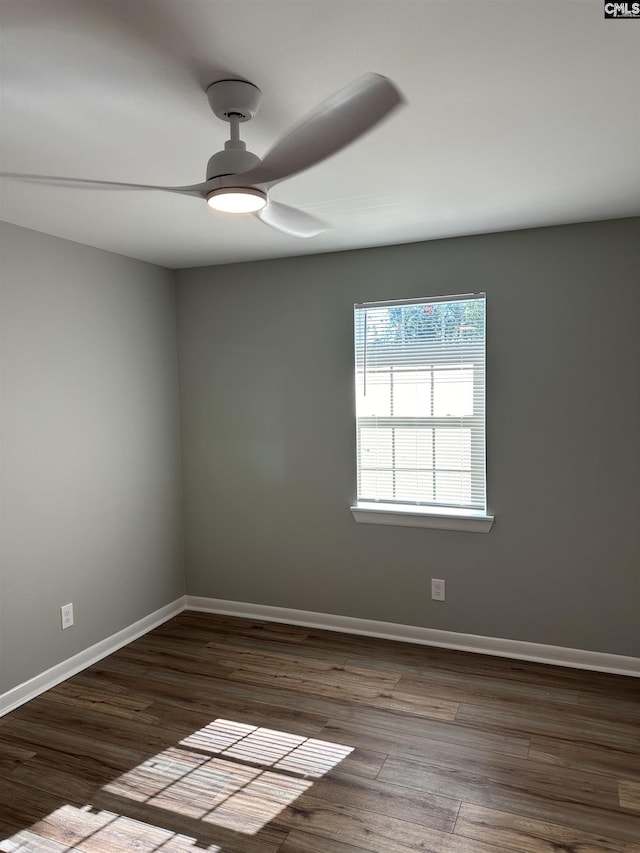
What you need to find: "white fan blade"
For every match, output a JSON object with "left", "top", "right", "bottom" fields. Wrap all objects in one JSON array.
[
  {"left": 0, "top": 172, "right": 211, "bottom": 198},
  {"left": 236, "top": 73, "right": 404, "bottom": 188},
  {"left": 258, "top": 201, "right": 327, "bottom": 238}
]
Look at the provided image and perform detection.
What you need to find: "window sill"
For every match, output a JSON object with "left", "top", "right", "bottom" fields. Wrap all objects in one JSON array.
[{"left": 350, "top": 503, "right": 494, "bottom": 533}]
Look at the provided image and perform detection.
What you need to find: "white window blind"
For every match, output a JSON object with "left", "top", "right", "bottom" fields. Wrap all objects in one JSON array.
[{"left": 354, "top": 293, "right": 487, "bottom": 514}]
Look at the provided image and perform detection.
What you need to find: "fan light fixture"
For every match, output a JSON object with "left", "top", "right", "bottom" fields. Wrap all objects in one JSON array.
[{"left": 207, "top": 187, "right": 266, "bottom": 213}]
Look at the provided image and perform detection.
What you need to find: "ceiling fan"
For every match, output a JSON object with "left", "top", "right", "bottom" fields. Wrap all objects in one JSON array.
[{"left": 0, "top": 73, "right": 403, "bottom": 238}]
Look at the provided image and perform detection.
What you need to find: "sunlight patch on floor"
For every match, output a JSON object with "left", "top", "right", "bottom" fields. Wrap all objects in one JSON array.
[
  {"left": 103, "top": 719, "right": 353, "bottom": 834},
  {"left": 0, "top": 719, "right": 353, "bottom": 848},
  {"left": 0, "top": 803, "right": 222, "bottom": 851}
]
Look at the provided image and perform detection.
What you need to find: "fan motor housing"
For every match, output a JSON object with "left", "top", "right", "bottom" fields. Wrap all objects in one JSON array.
[
  {"left": 206, "top": 79, "right": 261, "bottom": 122},
  {"left": 206, "top": 148, "right": 261, "bottom": 181}
]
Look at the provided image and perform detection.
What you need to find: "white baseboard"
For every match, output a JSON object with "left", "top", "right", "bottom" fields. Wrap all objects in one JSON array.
[
  {"left": 185, "top": 596, "right": 640, "bottom": 678},
  {"left": 0, "top": 597, "right": 186, "bottom": 717}
]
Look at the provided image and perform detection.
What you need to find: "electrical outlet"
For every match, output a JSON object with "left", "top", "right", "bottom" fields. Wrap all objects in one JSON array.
[
  {"left": 431, "top": 578, "right": 445, "bottom": 601},
  {"left": 61, "top": 603, "right": 74, "bottom": 629}
]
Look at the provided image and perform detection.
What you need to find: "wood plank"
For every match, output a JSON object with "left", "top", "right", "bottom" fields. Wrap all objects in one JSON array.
[
  {"left": 529, "top": 734, "right": 640, "bottom": 782},
  {"left": 0, "top": 742, "right": 36, "bottom": 762},
  {"left": 0, "top": 759, "right": 24, "bottom": 779},
  {"left": 0, "top": 717, "right": 157, "bottom": 782},
  {"left": 110, "top": 643, "right": 237, "bottom": 681},
  {"left": 229, "top": 666, "right": 459, "bottom": 721},
  {"left": 578, "top": 691, "right": 640, "bottom": 721},
  {"left": 298, "top": 769, "right": 460, "bottom": 832},
  {"left": 174, "top": 612, "right": 311, "bottom": 644},
  {"left": 468, "top": 689, "right": 640, "bottom": 732},
  {"left": 378, "top": 755, "right": 640, "bottom": 843},
  {"left": 74, "top": 669, "right": 330, "bottom": 737},
  {"left": 372, "top": 666, "right": 580, "bottom": 708},
  {"left": 454, "top": 802, "right": 640, "bottom": 853},
  {"left": 328, "top": 746, "right": 386, "bottom": 780},
  {"left": 45, "top": 681, "right": 155, "bottom": 721},
  {"left": 618, "top": 780, "right": 640, "bottom": 812},
  {"left": 455, "top": 701, "right": 640, "bottom": 752},
  {"left": 7, "top": 758, "right": 100, "bottom": 804},
  {"left": 346, "top": 644, "right": 638, "bottom": 704},
  {"left": 206, "top": 643, "right": 402, "bottom": 690},
  {"left": 274, "top": 794, "right": 505, "bottom": 853},
  {"left": 378, "top": 748, "right": 621, "bottom": 811},
  {"left": 7, "top": 698, "right": 191, "bottom": 758},
  {"left": 0, "top": 777, "right": 86, "bottom": 826},
  {"left": 0, "top": 746, "right": 33, "bottom": 779},
  {"left": 321, "top": 717, "right": 530, "bottom": 762},
  {"left": 202, "top": 631, "right": 367, "bottom": 665},
  {"left": 279, "top": 829, "right": 384, "bottom": 853}
]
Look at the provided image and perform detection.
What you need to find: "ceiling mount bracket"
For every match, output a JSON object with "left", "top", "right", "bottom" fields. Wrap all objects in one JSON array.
[{"left": 206, "top": 79, "right": 262, "bottom": 122}]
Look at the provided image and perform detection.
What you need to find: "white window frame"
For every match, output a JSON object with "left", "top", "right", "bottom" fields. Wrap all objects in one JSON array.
[{"left": 351, "top": 294, "right": 494, "bottom": 533}]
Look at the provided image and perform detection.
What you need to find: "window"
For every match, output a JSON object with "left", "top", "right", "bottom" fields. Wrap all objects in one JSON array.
[{"left": 351, "top": 293, "right": 493, "bottom": 532}]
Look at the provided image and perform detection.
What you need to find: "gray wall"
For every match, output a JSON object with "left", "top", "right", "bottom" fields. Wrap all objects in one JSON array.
[
  {"left": 0, "top": 223, "right": 185, "bottom": 694},
  {"left": 1, "top": 216, "right": 637, "bottom": 697},
  {"left": 176, "top": 218, "right": 640, "bottom": 658}
]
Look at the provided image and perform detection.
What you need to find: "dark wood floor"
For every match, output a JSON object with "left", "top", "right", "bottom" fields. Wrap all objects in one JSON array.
[{"left": 0, "top": 611, "right": 639, "bottom": 852}]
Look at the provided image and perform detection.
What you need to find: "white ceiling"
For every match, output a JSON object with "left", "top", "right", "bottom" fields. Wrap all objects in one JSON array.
[{"left": 1, "top": 0, "right": 638, "bottom": 269}]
